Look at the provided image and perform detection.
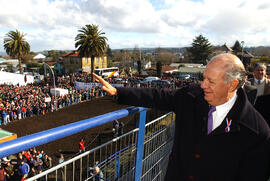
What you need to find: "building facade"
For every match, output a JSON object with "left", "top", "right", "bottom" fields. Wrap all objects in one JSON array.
[{"left": 62, "top": 50, "right": 107, "bottom": 74}]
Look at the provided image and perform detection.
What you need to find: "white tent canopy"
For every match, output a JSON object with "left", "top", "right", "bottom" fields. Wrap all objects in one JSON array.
[
  {"left": 34, "top": 53, "right": 46, "bottom": 59},
  {"left": 0, "top": 71, "right": 34, "bottom": 86}
]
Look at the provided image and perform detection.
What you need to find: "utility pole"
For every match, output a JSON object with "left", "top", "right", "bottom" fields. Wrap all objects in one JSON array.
[
  {"left": 44, "top": 63, "right": 56, "bottom": 98},
  {"left": 241, "top": 41, "right": 245, "bottom": 62}
]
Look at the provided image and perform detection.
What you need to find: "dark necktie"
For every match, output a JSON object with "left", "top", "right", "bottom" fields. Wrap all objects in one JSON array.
[{"left": 208, "top": 106, "right": 216, "bottom": 134}]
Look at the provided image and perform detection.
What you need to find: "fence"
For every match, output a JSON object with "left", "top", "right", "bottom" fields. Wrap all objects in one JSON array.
[{"left": 0, "top": 107, "right": 175, "bottom": 181}]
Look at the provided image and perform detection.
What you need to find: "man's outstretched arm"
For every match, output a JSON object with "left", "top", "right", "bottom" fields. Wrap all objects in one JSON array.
[{"left": 92, "top": 73, "right": 117, "bottom": 96}]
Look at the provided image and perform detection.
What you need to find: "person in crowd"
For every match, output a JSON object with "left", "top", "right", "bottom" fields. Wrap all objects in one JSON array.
[
  {"left": 93, "top": 53, "right": 270, "bottom": 181},
  {"left": 42, "top": 154, "right": 52, "bottom": 170},
  {"left": 18, "top": 160, "right": 30, "bottom": 180},
  {"left": 34, "top": 156, "right": 43, "bottom": 172},
  {"left": 243, "top": 78, "right": 257, "bottom": 105},
  {"left": 118, "top": 122, "right": 124, "bottom": 137},
  {"left": 1, "top": 109, "right": 6, "bottom": 125},
  {"left": 58, "top": 154, "right": 65, "bottom": 181},
  {"left": 78, "top": 138, "right": 85, "bottom": 153},
  {"left": 0, "top": 164, "right": 6, "bottom": 181},
  {"left": 88, "top": 165, "right": 104, "bottom": 181},
  {"left": 112, "top": 120, "right": 119, "bottom": 138},
  {"left": 250, "top": 63, "right": 270, "bottom": 97},
  {"left": 4, "top": 161, "right": 15, "bottom": 180}
]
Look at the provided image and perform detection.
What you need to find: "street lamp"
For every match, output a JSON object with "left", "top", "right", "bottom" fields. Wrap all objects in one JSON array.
[
  {"left": 241, "top": 41, "right": 245, "bottom": 62},
  {"left": 44, "top": 63, "right": 56, "bottom": 98}
]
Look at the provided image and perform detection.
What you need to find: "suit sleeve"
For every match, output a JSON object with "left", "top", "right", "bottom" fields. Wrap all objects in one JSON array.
[{"left": 116, "top": 87, "right": 183, "bottom": 112}]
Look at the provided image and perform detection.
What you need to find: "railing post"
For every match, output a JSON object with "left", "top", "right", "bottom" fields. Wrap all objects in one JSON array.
[{"left": 134, "top": 108, "right": 147, "bottom": 181}]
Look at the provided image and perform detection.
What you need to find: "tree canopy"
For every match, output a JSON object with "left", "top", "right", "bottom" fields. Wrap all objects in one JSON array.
[
  {"left": 75, "top": 24, "right": 107, "bottom": 80},
  {"left": 3, "top": 29, "right": 30, "bottom": 74},
  {"left": 187, "top": 34, "right": 212, "bottom": 64},
  {"left": 232, "top": 40, "right": 243, "bottom": 52}
]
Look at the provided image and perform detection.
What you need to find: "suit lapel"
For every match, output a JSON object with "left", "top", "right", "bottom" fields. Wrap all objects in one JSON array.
[
  {"left": 263, "top": 78, "right": 270, "bottom": 95},
  {"left": 210, "top": 89, "right": 245, "bottom": 136}
]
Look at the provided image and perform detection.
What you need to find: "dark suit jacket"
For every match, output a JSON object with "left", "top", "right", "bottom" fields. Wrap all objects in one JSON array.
[
  {"left": 250, "top": 78, "right": 270, "bottom": 95},
  {"left": 255, "top": 94, "right": 270, "bottom": 128},
  {"left": 243, "top": 83, "right": 257, "bottom": 105},
  {"left": 117, "top": 86, "right": 270, "bottom": 181}
]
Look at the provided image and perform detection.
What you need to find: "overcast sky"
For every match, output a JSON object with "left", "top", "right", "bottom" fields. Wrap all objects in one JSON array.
[{"left": 0, "top": 0, "right": 270, "bottom": 52}]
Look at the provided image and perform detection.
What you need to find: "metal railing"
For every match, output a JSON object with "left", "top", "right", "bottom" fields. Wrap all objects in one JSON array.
[{"left": 0, "top": 107, "right": 175, "bottom": 181}]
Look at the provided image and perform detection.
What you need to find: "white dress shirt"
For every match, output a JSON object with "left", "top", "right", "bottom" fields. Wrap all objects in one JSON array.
[{"left": 212, "top": 94, "right": 237, "bottom": 131}]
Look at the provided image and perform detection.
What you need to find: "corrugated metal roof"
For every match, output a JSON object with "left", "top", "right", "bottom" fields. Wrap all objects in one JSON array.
[{"left": 178, "top": 67, "right": 205, "bottom": 73}]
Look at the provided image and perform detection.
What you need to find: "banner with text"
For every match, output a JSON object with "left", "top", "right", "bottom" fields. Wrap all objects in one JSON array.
[{"left": 75, "top": 81, "right": 123, "bottom": 90}]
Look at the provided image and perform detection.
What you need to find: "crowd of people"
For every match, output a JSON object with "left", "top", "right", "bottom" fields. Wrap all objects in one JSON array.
[
  {"left": 0, "top": 148, "right": 52, "bottom": 180},
  {"left": 0, "top": 73, "right": 108, "bottom": 126},
  {"left": 0, "top": 71, "right": 199, "bottom": 126}
]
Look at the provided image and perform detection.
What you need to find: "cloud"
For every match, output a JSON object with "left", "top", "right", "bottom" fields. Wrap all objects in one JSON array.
[{"left": 0, "top": 0, "right": 270, "bottom": 52}]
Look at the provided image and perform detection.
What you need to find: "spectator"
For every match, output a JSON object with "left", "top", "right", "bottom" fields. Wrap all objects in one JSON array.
[
  {"left": 0, "top": 164, "right": 6, "bottom": 181},
  {"left": 112, "top": 120, "right": 119, "bottom": 138},
  {"left": 78, "top": 138, "right": 85, "bottom": 153},
  {"left": 42, "top": 154, "right": 52, "bottom": 170},
  {"left": 250, "top": 63, "right": 270, "bottom": 97},
  {"left": 4, "top": 161, "right": 15, "bottom": 180},
  {"left": 119, "top": 122, "right": 124, "bottom": 136},
  {"left": 88, "top": 165, "right": 104, "bottom": 181},
  {"left": 18, "top": 160, "right": 30, "bottom": 180},
  {"left": 58, "top": 154, "right": 64, "bottom": 164},
  {"left": 58, "top": 154, "right": 65, "bottom": 181}
]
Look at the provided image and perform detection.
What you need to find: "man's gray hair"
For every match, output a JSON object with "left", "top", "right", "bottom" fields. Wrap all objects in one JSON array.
[
  {"left": 210, "top": 53, "right": 246, "bottom": 89},
  {"left": 223, "top": 63, "right": 246, "bottom": 89},
  {"left": 254, "top": 63, "right": 266, "bottom": 70}
]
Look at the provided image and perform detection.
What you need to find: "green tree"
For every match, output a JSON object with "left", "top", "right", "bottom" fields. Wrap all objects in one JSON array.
[
  {"left": 187, "top": 34, "right": 212, "bottom": 64},
  {"left": 137, "top": 60, "right": 142, "bottom": 75},
  {"left": 155, "top": 49, "right": 178, "bottom": 65},
  {"left": 106, "top": 45, "right": 113, "bottom": 59},
  {"left": 156, "top": 61, "right": 162, "bottom": 77},
  {"left": 232, "top": 40, "right": 242, "bottom": 52},
  {"left": 75, "top": 24, "right": 107, "bottom": 81},
  {"left": 3, "top": 29, "right": 30, "bottom": 74},
  {"left": 107, "top": 59, "right": 114, "bottom": 67},
  {"left": 47, "top": 50, "right": 65, "bottom": 60}
]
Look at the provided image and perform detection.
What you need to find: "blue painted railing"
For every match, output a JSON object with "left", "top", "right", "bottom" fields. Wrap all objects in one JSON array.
[{"left": 0, "top": 106, "right": 148, "bottom": 180}]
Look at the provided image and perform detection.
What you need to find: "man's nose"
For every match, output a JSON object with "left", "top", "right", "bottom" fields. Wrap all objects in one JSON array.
[{"left": 201, "top": 80, "right": 207, "bottom": 88}]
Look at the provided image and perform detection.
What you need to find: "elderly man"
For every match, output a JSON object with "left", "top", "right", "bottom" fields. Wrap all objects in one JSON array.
[
  {"left": 93, "top": 53, "right": 270, "bottom": 181},
  {"left": 88, "top": 165, "right": 104, "bottom": 181},
  {"left": 250, "top": 63, "right": 270, "bottom": 97}
]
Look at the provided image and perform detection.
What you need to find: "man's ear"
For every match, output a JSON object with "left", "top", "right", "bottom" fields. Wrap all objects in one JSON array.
[{"left": 230, "top": 79, "right": 239, "bottom": 91}]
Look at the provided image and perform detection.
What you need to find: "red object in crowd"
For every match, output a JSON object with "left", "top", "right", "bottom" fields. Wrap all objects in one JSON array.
[
  {"left": 79, "top": 139, "right": 85, "bottom": 150},
  {"left": 24, "top": 152, "right": 32, "bottom": 160},
  {"left": 24, "top": 75, "right": 27, "bottom": 83},
  {"left": 22, "top": 107, "right": 26, "bottom": 113}
]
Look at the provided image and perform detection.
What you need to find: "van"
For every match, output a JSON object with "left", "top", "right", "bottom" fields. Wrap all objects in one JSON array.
[{"left": 143, "top": 76, "right": 160, "bottom": 83}]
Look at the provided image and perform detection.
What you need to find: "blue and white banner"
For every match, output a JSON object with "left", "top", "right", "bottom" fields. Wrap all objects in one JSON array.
[{"left": 75, "top": 81, "right": 123, "bottom": 90}]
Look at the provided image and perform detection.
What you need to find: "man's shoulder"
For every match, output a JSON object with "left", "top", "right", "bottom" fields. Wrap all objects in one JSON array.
[
  {"left": 176, "top": 83, "right": 203, "bottom": 98},
  {"left": 240, "top": 102, "right": 270, "bottom": 136},
  {"left": 248, "top": 78, "right": 255, "bottom": 84},
  {"left": 265, "top": 78, "right": 270, "bottom": 85}
]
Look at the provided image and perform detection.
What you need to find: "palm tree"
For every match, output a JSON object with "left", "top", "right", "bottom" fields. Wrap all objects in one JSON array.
[
  {"left": 3, "top": 29, "right": 30, "bottom": 74},
  {"left": 75, "top": 24, "right": 107, "bottom": 81}
]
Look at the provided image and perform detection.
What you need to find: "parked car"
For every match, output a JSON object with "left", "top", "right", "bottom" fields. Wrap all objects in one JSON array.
[
  {"left": 151, "top": 80, "right": 171, "bottom": 86},
  {"left": 141, "top": 76, "right": 160, "bottom": 83},
  {"left": 177, "top": 74, "right": 191, "bottom": 80}
]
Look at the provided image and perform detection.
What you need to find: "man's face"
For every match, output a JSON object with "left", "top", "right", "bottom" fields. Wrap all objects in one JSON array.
[
  {"left": 201, "top": 61, "right": 233, "bottom": 106},
  {"left": 253, "top": 66, "right": 266, "bottom": 80}
]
